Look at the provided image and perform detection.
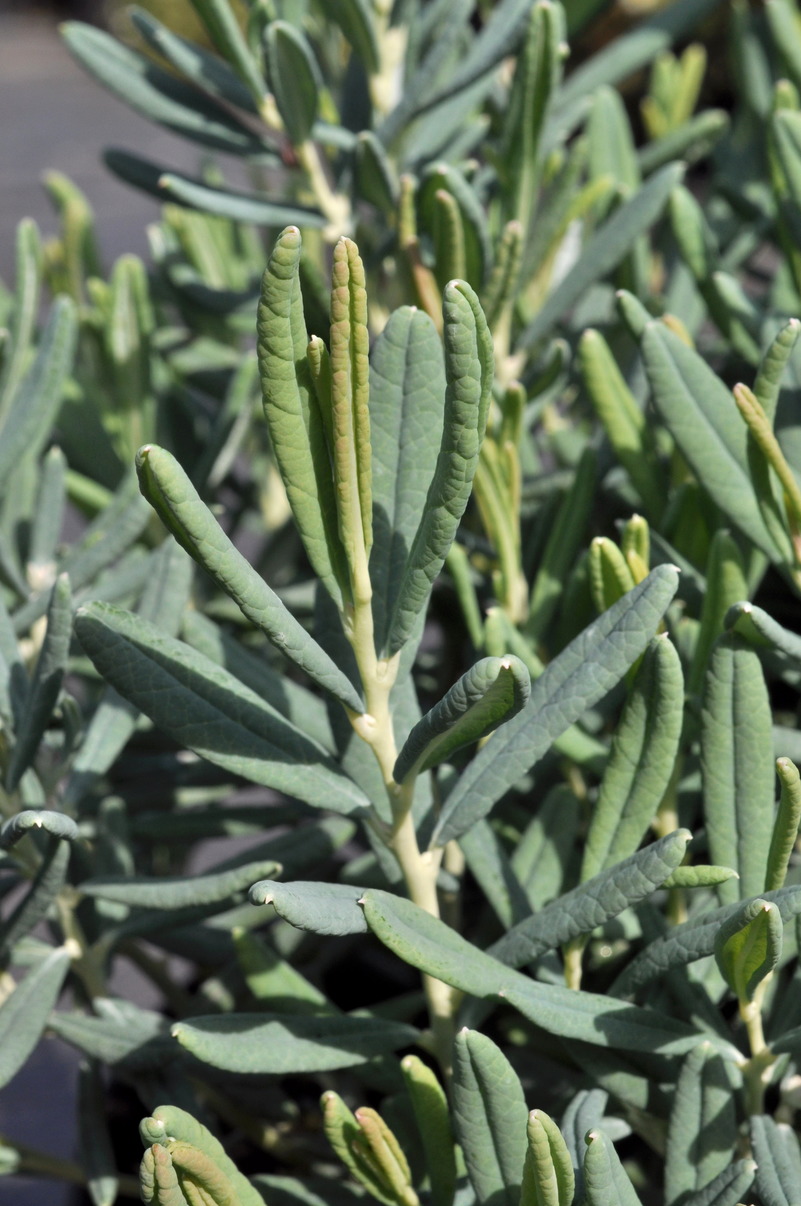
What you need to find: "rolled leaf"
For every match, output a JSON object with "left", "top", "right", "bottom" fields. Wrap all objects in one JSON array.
[
  {"left": 766, "top": 757, "right": 801, "bottom": 892},
  {"left": 394, "top": 655, "right": 530, "bottom": 783},
  {"left": 520, "top": 1110, "right": 574, "bottom": 1206},
  {"left": 452, "top": 1028, "right": 528, "bottom": 1206},
  {"left": 432, "top": 566, "right": 679, "bottom": 849},
  {"left": 714, "top": 897, "right": 782, "bottom": 1002},
  {"left": 386, "top": 281, "right": 493, "bottom": 655},
  {"left": 725, "top": 599, "right": 801, "bottom": 662},
  {"left": 257, "top": 227, "right": 349, "bottom": 608},
  {"left": 701, "top": 633, "right": 775, "bottom": 902},
  {"left": 0, "top": 810, "right": 79, "bottom": 849},
  {"left": 664, "top": 1043, "right": 738, "bottom": 1206},
  {"left": 682, "top": 1160, "right": 756, "bottom": 1206},
  {"left": 401, "top": 1055, "right": 456, "bottom": 1206},
  {"left": 80, "top": 857, "right": 281, "bottom": 910},
  {"left": 141, "top": 1105, "right": 266, "bottom": 1206},
  {"left": 0, "top": 838, "right": 72, "bottom": 959}
]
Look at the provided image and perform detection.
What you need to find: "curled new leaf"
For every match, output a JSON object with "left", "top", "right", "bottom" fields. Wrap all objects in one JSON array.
[
  {"left": 393, "top": 655, "right": 530, "bottom": 783},
  {"left": 714, "top": 897, "right": 783, "bottom": 1003}
]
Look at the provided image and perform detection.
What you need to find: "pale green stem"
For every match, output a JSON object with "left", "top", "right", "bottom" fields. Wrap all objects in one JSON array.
[
  {"left": 57, "top": 890, "right": 106, "bottom": 1000},
  {"left": 562, "top": 937, "right": 586, "bottom": 990},
  {"left": 740, "top": 977, "right": 778, "bottom": 1116}
]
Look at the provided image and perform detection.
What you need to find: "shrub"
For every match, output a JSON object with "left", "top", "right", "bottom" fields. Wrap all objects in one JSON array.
[{"left": 7, "top": 1, "right": 801, "bottom": 1204}]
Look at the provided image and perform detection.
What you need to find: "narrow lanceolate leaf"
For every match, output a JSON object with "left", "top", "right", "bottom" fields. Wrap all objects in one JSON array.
[
  {"left": 369, "top": 307, "right": 444, "bottom": 653},
  {"left": 688, "top": 531, "right": 748, "bottom": 697},
  {"left": 734, "top": 382, "right": 801, "bottom": 538},
  {"left": 517, "top": 163, "right": 683, "bottom": 351},
  {"left": 663, "top": 865, "right": 738, "bottom": 889},
  {"left": 582, "top": 1130, "right": 643, "bottom": 1206},
  {"left": 753, "top": 317, "right": 801, "bottom": 425},
  {"left": 750, "top": 1113, "right": 801, "bottom": 1206},
  {"left": 0, "top": 296, "right": 77, "bottom": 488},
  {"left": 401, "top": 1056, "right": 456, "bottom": 1206},
  {"left": 386, "top": 281, "right": 493, "bottom": 656},
  {"left": 171, "top": 1013, "right": 418, "bottom": 1073},
  {"left": 581, "top": 636, "right": 684, "bottom": 882},
  {"left": 520, "top": 1110, "right": 574, "bottom": 1206},
  {"left": 6, "top": 574, "right": 72, "bottom": 792},
  {"left": 714, "top": 897, "right": 782, "bottom": 1002},
  {"left": 265, "top": 22, "right": 320, "bottom": 146},
  {"left": 329, "top": 238, "right": 372, "bottom": 587},
  {"left": 327, "top": 0, "right": 379, "bottom": 74},
  {"left": 431, "top": 566, "right": 679, "bottom": 849},
  {"left": 141, "top": 1105, "right": 267, "bottom": 1206},
  {"left": 155, "top": 171, "right": 325, "bottom": 227},
  {"left": 579, "top": 330, "right": 664, "bottom": 520},
  {"left": 682, "top": 1160, "right": 756, "bottom": 1206},
  {"left": 74, "top": 602, "right": 370, "bottom": 815},
  {"left": 725, "top": 600, "right": 801, "bottom": 663},
  {"left": 185, "top": 0, "right": 265, "bottom": 101},
  {"left": 360, "top": 890, "right": 721, "bottom": 1057},
  {"left": 0, "top": 218, "right": 41, "bottom": 418},
  {"left": 394, "top": 656, "right": 530, "bottom": 783},
  {"left": 257, "top": 227, "right": 349, "bottom": 609},
  {"left": 136, "top": 444, "right": 363, "bottom": 713},
  {"left": 452, "top": 1029, "right": 528, "bottom": 1206},
  {"left": 61, "top": 22, "right": 266, "bottom": 155},
  {"left": 766, "top": 758, "right": 801, "bottom": 891},
  {"left": 491, "top": 830, "right": 691, "bottom": 969},
  {"left": 0, "top": 946, "right": 71, "bottom": 1089},
  {"left": 248, "top": 880, "right": 368, "bottom": 936},
  {"left": 0, "top": 810, "right": 79, "bottom": 849},
  {"left": 664, "top": 1044, "right": 738, "bottom": 1206},
  {"left": 701, "top": 634, "right": 775, "bottom": 902},
  {"left": 80, "top": 858, "right": 281, "bottom": 910},
  {"left": 639, "top": 322, "right": 774, "bottom": 556}
]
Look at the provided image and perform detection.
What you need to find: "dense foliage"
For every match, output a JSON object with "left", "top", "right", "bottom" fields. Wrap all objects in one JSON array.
[{"left": 9, "top": 0, "right": 801, "bottom": 1203}]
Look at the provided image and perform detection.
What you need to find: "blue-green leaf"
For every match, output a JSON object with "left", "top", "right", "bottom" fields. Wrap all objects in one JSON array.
[
  {"left": 0, "top": 947, "right": 71, "bottom": 1088},
  {"left": 664, "top": 1043, "right": 739, "bottom": 1206},
  {"left": 248, "top": 879, "right": 368, "bottom": 935}
]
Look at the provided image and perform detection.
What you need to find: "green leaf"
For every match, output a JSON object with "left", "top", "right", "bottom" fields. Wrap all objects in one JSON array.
[
  {"left": 451, "top": 1028, "right": 528, "bottom": 1206},
  {"left": 258, "top": 227, "right": 349, "bottom": 609},
  {"left": 400, "top": 1055, "right": 456, "bottom": 1206},
  {"left": 326, "top": 0, "right": 379, "bottom": 74},
  {"left": 688, "top": 531, "right": 748, "bottom": 697},
  {"left": 766, "top": 757, "right": 801, "bottom": 892},
  {"left": 517, "top": 162, "right": 683, "bottom": 351},
  {"left": 0, "top": 946, "right": 71, "bottom": 1088},
  {"left": 354, "top": 131, "right": 399, "bottom": 213},
  {"left": 139, "top": 1143, "right": 188, "bottom": 1206},
  {"left": 682, "top": 1160, "right": 756, "bottom": 1206},
  {"left": 714, "top": 897, "right": 783, "bottom": 1002},
  {"left": 248, "top": 879, "right": 368, "bottom": 935},
  {"left": 329, "top": 237, "right": 373, "bottom": 586},
  {"left": 581, "top": 635, "right": 684, "bottom": 882},
  {"left": 582, "top": 1129, "right": 643, "bottom": 1206},
  {"left": 29, "top": 446, "right": 67, "bottom": 575},
  {"left": 185, "top": 0, "right": 266, "bottom": 101},
  {"left": 49, "top": 998, "right": 170, "bottom": 1069},
  {"left": 638, "top": 109, "right": 728, "bottom": 175},
  {"left": 0, "top": 219, "right": 42, "bottom": 419},
  {"left": 490, "top": 830, "right": 691, "bottom": 969},
  {"left": 0, "top": 839, "right": 71, "bottom": 960},
  {"left": 157, "top": 171, "right": 326, "bottom": 227},
  {"left": 750, "top": 1113, "right": 801, "bottom": 1206},
  {"left": 613, "top": 883, "right": 801, "bottom": 997},
  {"left": 6, "top": 574, "right": 72, "bottom": 792},
  {"left": 459, "top": 818, "right": 531, "bottom": 929},
  {"left": 360, "top": 890, "right": 725, "bottom": 1057},
  {"left": 265, "top": 21, "right": 320, "bottom": 146},
  {"left": 369, "top": 306, "right": 445, "bottom": 652},
  {"left": 0, "top": 296, "right": 77, "bottom": 492},
  {"left": 394, "top": 656, "right": 530, "bottom": 783},
  {"left": 61, "top": 22, "right": 267, "bottom": 155},
  {"left": 664, "top": 1043, "right": 738, "bottom": 1206},
  {"left": 754, "top": 317, "right": 801, "bottom": 425},
  {"left": 520, "top": 1110, "right": 574, "bottom": 1206},
  {"left": 724, "top": 599, "right": 801, "bottom": 662},
  {"left": 141, "top": 1105, "right": 267, "bottom": 1206},
  {"left": 234, "top": 929, "right": 331, "bottom": 1014},
  {"left": 0, "top": 810, "right": 79, "bottom": 849},
  {"left": 74, "top": 602, "right": 370, "bottom": 815},
  {"left": 171, "top": 1012, "right": 418, "bottom": 1073},
  {"left": 386, "top": 281, "right": 493, "bottom": 656},
  {"left": 321, "top": 1092, "right": 413, "bottom": 1206},
  {"left": 129, "top": 6, "right": 258, "bottom": 113},
  {"left": 80, "top": 857, "right": 281, "bottom": 910},
  {"left": 419, "top": 164, "right": 491, "bottom": 290},
  {"left": 432, "top": 566, "right": 679, "bottom": 848},
  {"left": 135, "top": 444, "right": 363, "bottom": 713},
  {"left": 638, "top": 322, "right": 774, "bottom": 557},
  {"left": 579, "top": 330, "right": 664, "bottom": 521},
  {"left": 78, "top": 1060, "right": 119, "bottom": 1206},
  {"left": 701, "top": 634, "right": 775, "bottom": 902},
  {"left": 662, "top": 865, "right": 738, "bottom": 889}
]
